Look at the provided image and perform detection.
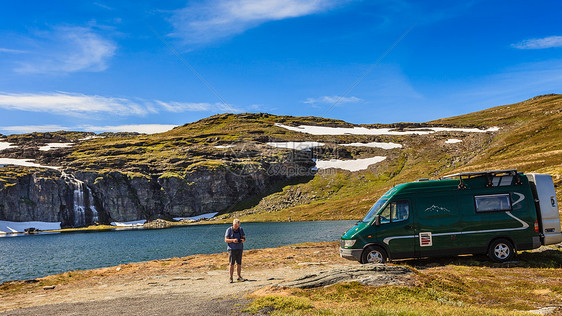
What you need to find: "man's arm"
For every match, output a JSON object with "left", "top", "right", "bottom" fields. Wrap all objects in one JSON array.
[{"left": 225, "top": 229, "right": 239, "bottom": 243}]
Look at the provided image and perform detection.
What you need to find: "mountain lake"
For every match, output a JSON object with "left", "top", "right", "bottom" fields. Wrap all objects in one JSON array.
[{"left": 0, "top": 220, "right": 356, "bottom": 283}]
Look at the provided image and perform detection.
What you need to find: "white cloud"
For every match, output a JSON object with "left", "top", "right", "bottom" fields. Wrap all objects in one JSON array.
[
  {"left": 15, "top": 26, "right": 116, "bottom": 74},
  {"left": 156, "top": 100, "right": 242, "bottom": 113},
  {"left": 303, "top": 95, "right": 362, "bottom": 105},
  {"left": 0, "top": 125, "right": 70, "bottom": 134},
  {"left": 0, "top": 124, "right": 177, "bottom": 135},
  {"left": 92, "top": 2, "right": 114, "bottom": 10},
  {"left": 80, "top": 124, "right": 178, "bottom": 134},
  {"left": 0, "top": 91, "right": 250, "bottom": 119},
  {"left": 0, "top": 92, "right": 152, "bottom": 116},
  {"left": 170, "top": 0, "right": 341, "bottom": 44},
  {"left": 0, "top": 48, "right": 27, "bottom": 54},
  {"left": 512, "top": 36, "right": 562, "bottom": 50},
  {"left": 157, "top": 100, "right": 211, "bottom": 112}
]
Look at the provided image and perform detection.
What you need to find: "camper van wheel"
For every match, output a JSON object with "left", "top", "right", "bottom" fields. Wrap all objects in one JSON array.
[
  {"left": 362, "top": 246, "right": 388, "bottom": 264},
  {"left": 488, "top": 239, "right": 515, "bottom": 263}
]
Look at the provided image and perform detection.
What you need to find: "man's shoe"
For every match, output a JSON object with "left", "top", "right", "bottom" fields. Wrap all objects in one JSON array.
[
  {"left": 237, "top": 277, "right": 246, "bottom": 282},
  {"left": 229, "top": 278, "right": 234, "bottom": 283}
]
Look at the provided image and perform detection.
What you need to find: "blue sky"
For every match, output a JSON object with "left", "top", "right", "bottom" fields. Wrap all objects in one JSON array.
[{"left": 0, "top": 0, "right": 561, "bottom": 134}]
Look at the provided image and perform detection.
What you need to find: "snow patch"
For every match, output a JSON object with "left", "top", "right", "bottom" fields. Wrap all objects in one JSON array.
[
  {"left": 340, "top": 142, "right": 402, "bottom": 149},
  {"left": 315, "top": 156, "right": 386, "bottom": 172},
  {"left": 431, "top": 127, "right": 500, "bottom": 133},
  {"left": 445, "top": 139, "right": 462, "bottom": 144},
  {"left": 173, "top": 212, "right": 218, "bottom": 221},
  {"left": 79, "top": 136, "right": 105, "bottom": 141},
  {"left": 275, "top": 123, "right": 499, "bottom": 135},
  {"left": 214, "top": 145, "right": 235, "bottom": 149},
  {"left": 0, "top": 158, "right": 61, "bottom": 169},
  {"left": 0, "top": 220, "right": 61, "bottom": 234},
  {"left": 110, "top": 220, "right": 147, "bottom": 227},
  {"left": 267, "top": 141, "right": 324, "bottom": 151},
  {"left": 0, "top": 142, "right": 18, "bottom": 151},
  {"left": 39, "top": 143, "right": 73, "bottom": 151}
]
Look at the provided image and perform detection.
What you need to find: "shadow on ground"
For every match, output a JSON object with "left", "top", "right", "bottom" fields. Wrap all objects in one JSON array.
[{"left": 395, "top": 245, "right": 562, "bottom": 269}]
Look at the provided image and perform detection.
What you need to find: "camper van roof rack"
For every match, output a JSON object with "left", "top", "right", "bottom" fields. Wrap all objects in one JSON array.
[{"left": 443, "top": 169, "right": 518, "bottom": 179}]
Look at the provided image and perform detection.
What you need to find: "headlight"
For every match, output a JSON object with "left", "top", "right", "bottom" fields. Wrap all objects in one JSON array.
[{"left": 343, "top": 240, "right": 356, "bottom": 247}]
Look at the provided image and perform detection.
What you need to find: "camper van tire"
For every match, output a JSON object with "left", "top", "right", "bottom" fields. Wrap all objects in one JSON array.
[
  {"left": 487, "top": 238, "right": 515, "bottom": 263},
  {"left": 361, "top": 246, "right": 388, "bottom": 264}
]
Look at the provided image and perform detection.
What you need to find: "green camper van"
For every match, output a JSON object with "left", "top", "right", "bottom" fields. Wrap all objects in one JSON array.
[{"left": 340, "top": 170, "right": 562, "bottom": 263}]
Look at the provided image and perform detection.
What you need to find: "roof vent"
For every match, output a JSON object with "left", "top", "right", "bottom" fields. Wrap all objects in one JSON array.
[{"left": 415, "top": 178, "right": 430, "bottom": 182}]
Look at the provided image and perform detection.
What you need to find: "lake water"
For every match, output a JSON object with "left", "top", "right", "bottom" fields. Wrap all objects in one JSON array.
[{"left": 0, "top": 220, "right": 355, "bottom": 283}]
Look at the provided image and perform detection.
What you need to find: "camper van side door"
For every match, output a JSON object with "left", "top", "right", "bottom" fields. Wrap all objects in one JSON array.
[
  {"left": 415, "top": 193, "right": 462, "bottom": 257},
  {"left": 377, "top": 200, "right": 415, "bottom": 259}
]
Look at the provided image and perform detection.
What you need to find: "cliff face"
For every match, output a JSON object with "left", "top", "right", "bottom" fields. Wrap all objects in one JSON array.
[
  {"left": 0, "top": 115, "right": 322, "bottom": 227},
  {"left": 0, "top": 160, "right": 305, "bottom": 227},
  {"left": 0, "top": 170, "right": 69, "bottom": 223}
]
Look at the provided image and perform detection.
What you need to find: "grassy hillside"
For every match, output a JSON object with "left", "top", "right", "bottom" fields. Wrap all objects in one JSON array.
[
  {"left": 1, "top": 95, "right": 560, "bottom": 222},
  {"left": 211, "top": 94, "right": 562, "bottom": 223},
  {"left": 430, "top": 94, "right": 562, "bottom": 178}
]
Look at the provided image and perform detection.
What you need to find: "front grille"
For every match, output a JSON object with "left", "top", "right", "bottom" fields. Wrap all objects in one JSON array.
[{"left": 340, "top": 240, "right": 345, "bottom": 248}]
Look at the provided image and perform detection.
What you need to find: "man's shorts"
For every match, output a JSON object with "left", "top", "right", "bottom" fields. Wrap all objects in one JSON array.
[{"left": 228, "top": 249, "right": 243, "bottom": 265}]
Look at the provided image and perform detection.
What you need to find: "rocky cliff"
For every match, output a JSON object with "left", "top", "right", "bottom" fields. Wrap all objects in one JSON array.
[{"left": 0, "top": 159, "right": 308, "bottom": 227}]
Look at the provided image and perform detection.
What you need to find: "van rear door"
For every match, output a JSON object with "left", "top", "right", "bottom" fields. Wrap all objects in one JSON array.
[{"left": 526, "top": 174, "right": 562, "bottom": 245}]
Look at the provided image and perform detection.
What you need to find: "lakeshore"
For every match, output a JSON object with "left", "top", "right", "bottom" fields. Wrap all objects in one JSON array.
[
  {"left": 0, "top": 220, "right": 356, "bottom": 283},
  {"left": 1, "top": 241, "right": 561, "bottom": 315}
]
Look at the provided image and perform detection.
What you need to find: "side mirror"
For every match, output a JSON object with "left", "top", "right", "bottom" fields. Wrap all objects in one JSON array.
[{"left": 374, "top": 215, "right": 381, "bottom": 226}]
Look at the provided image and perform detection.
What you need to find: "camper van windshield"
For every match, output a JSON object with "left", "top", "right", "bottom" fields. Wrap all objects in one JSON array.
[{"left": 362, "top": 198, "right": 388, "bottom": 223}]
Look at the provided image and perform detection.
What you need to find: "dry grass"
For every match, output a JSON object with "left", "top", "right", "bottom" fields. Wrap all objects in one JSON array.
[{"left": 245, "top": 244, "right": 562, "bottom": 315}]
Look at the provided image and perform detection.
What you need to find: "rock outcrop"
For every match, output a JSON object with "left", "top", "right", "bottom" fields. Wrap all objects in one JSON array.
[
  {"left": 277, "top": 264, "right": 413, "bottom": 288},
  {"left": 0, "top": 159, "right": 309, "bottom": 227}
]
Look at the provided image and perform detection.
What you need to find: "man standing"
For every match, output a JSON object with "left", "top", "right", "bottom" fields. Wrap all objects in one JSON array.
[{"left": 225, "top": 219, "right": 246, "bottom": 283}]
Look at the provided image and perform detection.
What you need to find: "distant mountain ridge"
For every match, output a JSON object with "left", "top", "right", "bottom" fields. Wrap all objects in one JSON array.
[{"left": 0, "top": 94, "right": 560, "bottom": 227}]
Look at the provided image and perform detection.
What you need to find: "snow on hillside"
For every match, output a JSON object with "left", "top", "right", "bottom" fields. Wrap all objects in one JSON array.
[
  {"left": 110, "top": 220, "right": 147, "bottom": 227},
  {"left": 267, "top": 141, "right": 324, "bottom": 151},
  {"left": 315, "top": 156, "right": 386, "bottom": 172},
  {"left": 275, "top": 123, "right": 499, "bottom": 136},
  {"left": 39, "top": 143, "right": 73, "bottom": 151},
  {"left": 173, "top": 212, "right": 218, "bottom": 221},
  {"left": 0, "top": 220, "right": 61, "bottom": 234},
  {"left": 445, "top": 139, "right": 463, "bottom": 144},
  {"left": 0, "top": 142, "right": 17, "bottom": 151},
  {"left": 339, "top": 142, "right": 402, "bottom": 149},
  {"left": 0, "top": 158, "right": 61, "bottom": 169}
]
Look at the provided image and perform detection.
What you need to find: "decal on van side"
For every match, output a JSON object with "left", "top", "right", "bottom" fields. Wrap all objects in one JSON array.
[
  {"left": 512, "top": 192, "right": 525, "bottom": 205},
  {"left": 424, "top": 205, "right": 451, "bottom": 213},
  {"left": 382, "top": 212, "right": 529, "bottom": 245},
  {"left": 419, "top": 232, "right": 432, "bottom": 246}
]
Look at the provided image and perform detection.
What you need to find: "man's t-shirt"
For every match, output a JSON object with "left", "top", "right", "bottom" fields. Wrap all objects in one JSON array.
[{"left": 225, "top": 227, "right": 245, "bottom": 250}]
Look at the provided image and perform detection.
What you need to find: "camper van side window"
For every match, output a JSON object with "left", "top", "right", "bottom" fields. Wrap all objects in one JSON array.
[
  {"left": 474, "top": 194, "right": 512, "bottom": 213},
  {"left": 391, "top": 201, "right": 409, "bottom": 222},
  {"left": 380, "top": 204, "right": 391, "bottom": 224},
  {"left": 379, "top": 201, "right": 409, "bottom": 224}
]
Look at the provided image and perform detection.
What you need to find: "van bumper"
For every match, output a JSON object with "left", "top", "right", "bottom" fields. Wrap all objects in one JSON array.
[
  {"left": 543, "top": 233, "right": 562, "bottom": 245},
  {"left": 339, "top": 247, "right": 362, "bottom": 262}
]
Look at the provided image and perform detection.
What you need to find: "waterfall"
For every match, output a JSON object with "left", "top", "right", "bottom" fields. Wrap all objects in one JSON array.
[
  {"left": 62, "top": 172, "right": 99, "bottom": 227},
  {"left": 86, "top": 186, "right": 99, "bottom": 223}
]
